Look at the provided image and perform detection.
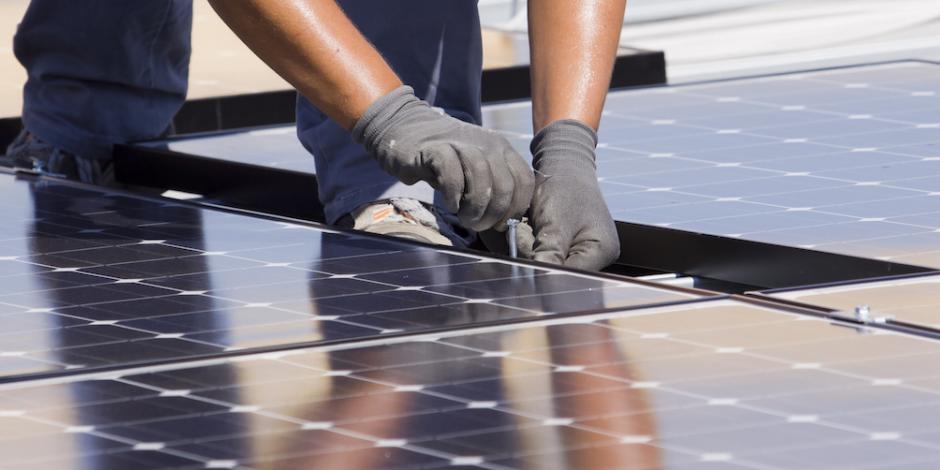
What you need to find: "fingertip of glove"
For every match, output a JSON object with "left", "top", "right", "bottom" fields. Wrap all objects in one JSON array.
[
  {"left": 566, "top": 243, "right": 621, "bottom": 271},
  {"left": 533, "top": 251, "right": 565, "bottom": 266}
]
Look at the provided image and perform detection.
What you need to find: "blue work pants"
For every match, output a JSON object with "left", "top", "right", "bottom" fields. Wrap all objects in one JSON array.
[{"left": 14, "top": 0, "right": 483, "bottom": 224}]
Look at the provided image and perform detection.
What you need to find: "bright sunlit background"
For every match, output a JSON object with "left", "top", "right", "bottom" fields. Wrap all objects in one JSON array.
[
  {"left": 2, "top": 0, "right": 939, "bottom": 116},
  {"left": 481, "top": 0, "right": 940, "bottom": 81}
]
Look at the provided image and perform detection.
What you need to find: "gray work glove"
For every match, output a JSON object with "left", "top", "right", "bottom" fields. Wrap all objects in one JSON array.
[
  {"left": 517, "top": 119, "right": 620, "bottom": 271},
  {"left": 352, "top": 86, "right": 534, "bottom": 232}
]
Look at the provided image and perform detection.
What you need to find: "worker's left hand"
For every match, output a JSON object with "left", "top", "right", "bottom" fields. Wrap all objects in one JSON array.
[{"left": 516, "top": 119, "right": 620, "bottom": 271}]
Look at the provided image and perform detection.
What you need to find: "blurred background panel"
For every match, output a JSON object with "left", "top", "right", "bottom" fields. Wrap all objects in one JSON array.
[{"left": 482, "top": 0, "right": 940, "bottom": 82}]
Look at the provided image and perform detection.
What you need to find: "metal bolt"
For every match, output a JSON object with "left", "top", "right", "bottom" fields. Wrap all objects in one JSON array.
[
  {"left": 855, "top": 305, "right": 872, "bottom": 323},
  {"left": 27, "top": 158, "right": 66, "bottom": 179},
  {"left": 506, "top": 219, "right": 520, "bottom": 258},
  {"left": 31, "top": 158, "right": 46, "bottom": 174},
  {"left": 873, "top": 314, "right": 896, "bottom": 324}
]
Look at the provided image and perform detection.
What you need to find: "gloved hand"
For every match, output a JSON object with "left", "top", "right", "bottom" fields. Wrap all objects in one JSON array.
[
  {"left": 517, "top": 119, "right": 620, "bottom": 271},
  {"left": 352, "top": 86, "right": 534, "bottom": 232}
]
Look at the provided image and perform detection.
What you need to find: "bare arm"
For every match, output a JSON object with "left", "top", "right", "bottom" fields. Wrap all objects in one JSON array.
[
  {"left": 208, "top": 0, "right": 402, "bottom": 130},
  {"left": 517, "top": 1, "right": 626, "bottom": 270},
  {"left": 528, "top": 0, "right": 628, "bottom": 131}
]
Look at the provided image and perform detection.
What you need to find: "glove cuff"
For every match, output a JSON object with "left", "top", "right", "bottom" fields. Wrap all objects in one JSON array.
[
  {"left": 530, "top": 119, "right": 598, "bottom": 171},
  {"left": 351, "top": 85, "right": 421, "bottom": 148}
]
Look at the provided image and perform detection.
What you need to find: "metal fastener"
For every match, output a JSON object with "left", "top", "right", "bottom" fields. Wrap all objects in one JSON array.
[
  {"left": 855, "top": 305, "right": 872, "bottom": 323},
  {"left": 873, "top": 314, "right": 896, "bottom": 324},
  {"left": 506, "top": 218, "right": 521, "bottom": 258}
]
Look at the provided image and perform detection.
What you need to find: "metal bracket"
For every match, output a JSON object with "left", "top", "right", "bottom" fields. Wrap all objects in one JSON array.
[
  {"left": 849, "top": 305, "right": 896, "bottom": 325},
  {"left": 506, "top": 218, "right": 520, "bottom": 258}
]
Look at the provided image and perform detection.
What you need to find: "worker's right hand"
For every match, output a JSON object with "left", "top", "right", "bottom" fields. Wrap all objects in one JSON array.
[
  {"left": 352, "top": 86, "right": 534, "bottom": 232},
  {"left": 516, "top": 119, "right": 620, "bottom": 271}
]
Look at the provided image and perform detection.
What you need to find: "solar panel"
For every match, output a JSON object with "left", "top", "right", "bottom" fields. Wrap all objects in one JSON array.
[
  {"left": 139, "top": 61, "right": 940, "bottom": 271},
  {"left": 4, "top": 298, "right": 940, "bottom": 469},
  {"left": 765, "top": 273, "right": 940, "bottom": 330},
  {"left": 0, "top": 172, "right": 702, "bottom": 381},
  {"left": 484, "top": 61, "right": 940, "bottom": 270}
]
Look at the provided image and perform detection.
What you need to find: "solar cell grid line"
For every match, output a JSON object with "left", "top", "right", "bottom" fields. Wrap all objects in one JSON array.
[
  {"left": 0, "top": 172, "right": 708, "bottom": 383},
  {"left": 7, "top": 299, "right": 940, "bottom": 469},
  {"left": 761, "top": 272, "right": 940, "bottom": 332},
  {"left": 481, "top": 60, "right": 940, "bottom": 269}
]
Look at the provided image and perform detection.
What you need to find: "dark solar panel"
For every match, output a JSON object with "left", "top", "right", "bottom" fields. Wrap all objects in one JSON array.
[
  {"left": 4, "top": 298, "right": 940, "bottom": 469},
  {"left": 0, "top": 173, "right": 701, "bottom": 381},
  {"left": 766, "top": 273, "right": 940, "bottom": 330}
]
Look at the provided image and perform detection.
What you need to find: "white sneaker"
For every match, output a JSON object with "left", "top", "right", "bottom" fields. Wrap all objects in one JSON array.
[{"left": 342, "top": 198, "right": 473, "bottom": 247}]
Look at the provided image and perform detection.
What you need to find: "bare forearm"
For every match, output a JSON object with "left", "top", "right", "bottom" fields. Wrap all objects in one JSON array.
[
  {"left": 528, "top": 0, "right": 627, "bottom": 131},
  {"left": 209, "top": 0, "right": 402, "bottom": 130}
]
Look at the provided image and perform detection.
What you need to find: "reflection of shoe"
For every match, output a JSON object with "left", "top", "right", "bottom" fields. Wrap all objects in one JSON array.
[
  {"left": 1, "top": 130, "right": 114, "bottom": 185},
  {"left": 339, "top": 198, "right": 474, "bottom": 247}
]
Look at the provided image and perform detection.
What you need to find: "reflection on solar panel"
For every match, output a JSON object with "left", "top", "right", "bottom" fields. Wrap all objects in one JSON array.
[
  {"left": 141, "top": 126, "right": 315, "bottom": 174},
  {"left": 0, "top": 173, "right": 702, "bottom": 381},
  {"left": 484, "top": 61, "right": 940, "bottom": 269},
  {"left": 766, "top": 274, "right": 940, "bottom": 329},
  {"left": 4, "top": 299, "right": 940, "bottom": 469}
]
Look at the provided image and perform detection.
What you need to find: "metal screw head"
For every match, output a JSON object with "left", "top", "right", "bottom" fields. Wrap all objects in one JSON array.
[
  {"left": 855, "top": 305, "right": 872, "bottom": 323},
  {"left": 31, "top": 159, "right": 44, "bottom": 173},
  {"left": 506, "top": 219, "right": 521, "bottom": 258}
]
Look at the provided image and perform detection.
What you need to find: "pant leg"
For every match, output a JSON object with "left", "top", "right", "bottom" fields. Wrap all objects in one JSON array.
[
  {"left": 296, "top": 0, "right": 483, "bottom": 224},
  {"left": 14, "top": 0, "right": 193, "bottom": 161}
]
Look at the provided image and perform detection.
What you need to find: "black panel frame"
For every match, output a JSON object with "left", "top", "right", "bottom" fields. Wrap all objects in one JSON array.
[
  {"left": 617, "top": 222, "right": 931, "bottom": 290},
  {"left": 112, "top": 143, "right": 325, "bottom": 222}
]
